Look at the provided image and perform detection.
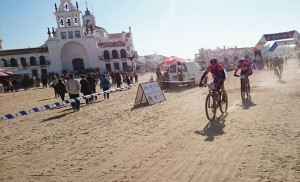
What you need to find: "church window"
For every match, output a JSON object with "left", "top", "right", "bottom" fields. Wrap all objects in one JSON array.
[
  {"left": 60, "top": 18, "right": 64, "bottom": 27},
  {"left": 10, "top": 58, "right": 18, "bottom": 67},
  {"left": 75, "top": 31, "right": 81, "bottom": 38},
  {"left": 103, "top": 50, "right": 110, "bottom": 59},
  {"left": 68, "top": 31, "right": 74, "bottom": 39},
  {"left": 64, "top": 3, "right": 69, "bottom": 11},
  {"left": 30, "top": 57, "right": 37, "bottom": 66},
  {"left": 61, "top": 32, "right": 67, "bottom": 39},
  {"left": 120, "top": 49, "right": 127, "bottom": 58},
  {"left": 67, "top": 17, "right": 71, "bottom": 27},
  {"left": 39, "top": 56, "right": 46, "bottom": 65},
  {"left": 112, "top": 50, "right": 118, "bottom": 59},
  {"left": 20, "top": 57, "right": 27, "bottom": 66},
  {"left": 86, "top": 20, "right": 91, "bottom": 26},
  {"left": 74, "top": 17, "right": 78, "bottom": 26}
]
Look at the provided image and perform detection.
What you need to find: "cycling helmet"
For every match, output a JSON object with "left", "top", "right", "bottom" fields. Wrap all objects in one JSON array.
[
  {"left": 239, "top": 58, "right": 245, "bottom": 64},
  {"left": 210, "top": 58, "right": 218, "bottom": 64}
]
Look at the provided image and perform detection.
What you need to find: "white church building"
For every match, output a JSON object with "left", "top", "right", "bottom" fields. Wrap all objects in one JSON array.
[{"left": 0, "top": 0, "right": 137, "bottom": 77}]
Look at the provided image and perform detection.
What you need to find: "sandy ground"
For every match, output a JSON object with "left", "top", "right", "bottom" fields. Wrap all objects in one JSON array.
[{"left": 0, "top": 60, "right": 300, "bottom": 182}]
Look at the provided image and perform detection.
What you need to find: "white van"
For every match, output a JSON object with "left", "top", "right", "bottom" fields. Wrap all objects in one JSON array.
[{"left": 167, "top": 61, "right": 206, "bottom": 85}]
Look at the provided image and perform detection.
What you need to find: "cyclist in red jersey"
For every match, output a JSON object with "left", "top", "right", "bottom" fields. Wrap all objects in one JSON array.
[
  {"left": 199, "top": 58, "right": 227, "bottom": 101},
  {"left": 234, "top": 58, "right": 252, "bottom": 88}
]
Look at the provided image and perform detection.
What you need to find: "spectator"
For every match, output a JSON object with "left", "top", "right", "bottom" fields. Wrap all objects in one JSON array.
[
  {"left": 7, "top": 79, "right": 14, "bottom": 94},
  {"left": 156, "top": 68, "right": 163, "bottom": 81},
  {"left": 110, "top": 71, "right": 115, "bottom": 85},
  {"left": 133, "top": 70, "right": 138, "bottom": 83},
  {"left": 86, "top": 73, "right": 97, "bottom": 101},
  {"left": 12, "top": 77, "right": 18, "bottom": 92},
  {"left": 51, "top": 76, "right": 59, "bottom": 98},
  {"left": 150, "top": 75, "right": 154, "bottom": 82},
  {"left": 100, "top": 74, "right": 111, "bottom": 99},
  {"left": 41, "top": 75, "right": 48, "bottom": 88},
  {"left": 125, "top": 72, "right": 131, "bottom": 85},
  {"left": 56, "top": 78, "right": 67, "bottom": 101},
  {"left": 65, "top": 74, "right": 81, "bottom": 111},
  {"left": 128, "top": 71, "right": 134, "bottom": 83},
  {"left": 80, "top": 74, "right": 93, "bottom": 105},
  {"left": 115, "top": 72, "right": 122, "bottom": 88}
]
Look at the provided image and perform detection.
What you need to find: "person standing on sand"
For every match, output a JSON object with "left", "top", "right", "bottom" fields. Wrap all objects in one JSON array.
[
  {"left": 55, "top": 78, "right": 67, "bottom": 101},
  {"left": 87, "top": 73, "right": 97, "bottom": 101},
  {"left": 51, "top": 76, "right": 59, "bottom": 98},
  {"left": 80, "top": 74, "right": 93, "bottom": 105},
  {"left": 100, "top": 74, "right": 111, "bottom": 99},
  {"left": 65, "top": 74, "right": 81, "bottom": 111},
  {"left": 114, "top": 72, "right": 122, "bottom": 88}
]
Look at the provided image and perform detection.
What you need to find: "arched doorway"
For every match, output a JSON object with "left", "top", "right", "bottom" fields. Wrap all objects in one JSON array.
[
  {"left": 60, "top": 41, "right": 88, "bottom": 73},
  {"left": 120, "top": 49, "right": 127, "bottom": 58},
  {"left": 39, "top": 56, "right": 46, "bottom": 65},
  {"left": 112, "top": 50, "right": 118, "bottom": 59},
  {"left": 72, "top": 58, "right": 85, "bottom": 74}
]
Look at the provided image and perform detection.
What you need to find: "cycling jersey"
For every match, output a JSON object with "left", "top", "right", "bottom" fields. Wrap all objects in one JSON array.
[
  {"left": 236, "top": 62, "right": 252, "bottom": 75},
  {"left": 205, "top": 63, "right": 226, "bottom": 85},
  {"left": 205, "top": 64, "right": 225, "bottom": 79}
]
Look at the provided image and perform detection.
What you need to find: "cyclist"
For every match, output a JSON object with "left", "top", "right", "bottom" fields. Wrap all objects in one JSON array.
[
  {"left": 199, "top": 58, "right": 227, "bottom": 101},
  {"left": 270, "top": 56, "right": 282, "bottom": 76},
  {"left": 234, "top": 58, "right": 252, "bottom": 88}
]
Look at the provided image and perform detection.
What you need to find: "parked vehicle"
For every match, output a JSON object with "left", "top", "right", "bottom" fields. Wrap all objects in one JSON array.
[{"left": 167, "top": 61, "right": 207, "bottom": 86}]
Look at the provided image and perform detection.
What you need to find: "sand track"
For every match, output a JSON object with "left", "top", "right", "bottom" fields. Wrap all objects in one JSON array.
[{"left": 1, "top": 60, "right": 300, "bottom": 182}]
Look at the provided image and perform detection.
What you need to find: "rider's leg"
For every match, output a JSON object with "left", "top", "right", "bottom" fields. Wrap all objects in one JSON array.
[
  {"left": 220, "top": 85, "right": 227, "bottom": 102},
  {"left": 246, "top": 77, "right": 250, "bottom": 88}
]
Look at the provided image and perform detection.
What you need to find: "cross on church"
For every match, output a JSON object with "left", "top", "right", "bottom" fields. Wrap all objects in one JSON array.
[{"left": 85, "top": 1, "right": 88, "bottom": 9}]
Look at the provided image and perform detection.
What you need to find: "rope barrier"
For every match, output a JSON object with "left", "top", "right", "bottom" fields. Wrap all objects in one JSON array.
[{"left": 0, "top": 84, "right": 136, "bottom": 122}]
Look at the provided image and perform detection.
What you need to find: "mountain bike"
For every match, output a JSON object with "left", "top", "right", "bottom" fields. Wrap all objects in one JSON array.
[
  {"left": 203, "top": 83, "right": 228, "bottom": 121},
  {"left": 235, "top": 74, "right": 250, "bottom": 101}
]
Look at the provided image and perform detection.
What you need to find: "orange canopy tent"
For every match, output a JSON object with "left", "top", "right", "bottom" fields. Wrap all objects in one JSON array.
[{"left": 158, "top": 56, "right": 190, "bottom": 66}]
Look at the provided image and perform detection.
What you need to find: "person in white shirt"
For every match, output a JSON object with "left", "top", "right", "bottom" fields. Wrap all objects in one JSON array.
[{"left": 65, "top": 74, "right": 81, "bottom": 111}]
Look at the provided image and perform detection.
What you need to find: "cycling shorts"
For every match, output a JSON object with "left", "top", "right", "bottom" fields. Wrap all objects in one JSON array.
[
  {"left": 213, "top": 77, "right": 224, "bottom": 86},
  {"left": 241, "top": 70, "right": 251, "bottom": 76}
]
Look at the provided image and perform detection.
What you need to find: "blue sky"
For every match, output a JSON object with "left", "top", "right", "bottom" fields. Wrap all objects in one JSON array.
[{"left": 0, "top": 0, "right": 299, "bottom": 59}]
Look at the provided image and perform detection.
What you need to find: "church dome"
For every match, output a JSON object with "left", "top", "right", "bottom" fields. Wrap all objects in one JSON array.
[{"left": 85, "top": 8, "right": 91, "bottom": 15}]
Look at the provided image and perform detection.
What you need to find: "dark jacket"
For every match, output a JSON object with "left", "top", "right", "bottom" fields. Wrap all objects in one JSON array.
[
  {"left": 56, "top": 82, "right": 67, "bottom": 94},
  {"left": 80, "top": 79, "right": 92, "bottom": 94},
  {"left": 86, "top": 75, "right": 97, "bottom": 89},
  {"left": 115, "top": 73, "right": 122, "bottom": 84}
]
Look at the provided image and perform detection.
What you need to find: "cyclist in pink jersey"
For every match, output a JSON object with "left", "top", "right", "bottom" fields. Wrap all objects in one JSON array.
[{"left": 234, "top": 58, "right": 252, "bottom": 88}]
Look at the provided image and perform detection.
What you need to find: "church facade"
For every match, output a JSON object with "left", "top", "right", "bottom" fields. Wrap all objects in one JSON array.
[{"left": 0, "top": 0, "right": 136, "bottom": 77}]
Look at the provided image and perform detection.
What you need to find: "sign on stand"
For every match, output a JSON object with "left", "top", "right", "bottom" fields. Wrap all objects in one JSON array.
[{"left": 134, "top": 81, "right": 166, "bottom": 106}]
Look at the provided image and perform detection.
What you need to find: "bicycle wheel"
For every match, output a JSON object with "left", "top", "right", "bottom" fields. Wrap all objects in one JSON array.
[
  {"left": 205, "top": 93, "right": 216, "bottom": 121},
  {"left": 220, "top": 93, "right": 228, "bottom": 114},
  {"left": 241, "top": 80, "right": 246, "bottom": 100}
]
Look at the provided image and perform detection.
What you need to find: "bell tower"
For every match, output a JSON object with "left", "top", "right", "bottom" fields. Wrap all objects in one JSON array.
[
  {"left": 54, "top": 0, "right": 82, "bottom": 29},
  {"left": 82, "top": 7, "right": 96, "bottom": 27}
]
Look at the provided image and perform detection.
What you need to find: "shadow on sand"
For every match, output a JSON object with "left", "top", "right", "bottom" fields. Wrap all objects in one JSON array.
[
  {"left": 163, "top": 85, "right": 196, "bottom": 93},
  {"left": 241, "top": 96, "right": 257, "bottom": 110},
  {"left": 41, "top": 100, "right": 104, "bottom": 122},
  {"left": 195, "top": 113, "right": 227, "bottom": 142},
  {"left": 131, "top": 103, "right": 149, "bottom": 111}
]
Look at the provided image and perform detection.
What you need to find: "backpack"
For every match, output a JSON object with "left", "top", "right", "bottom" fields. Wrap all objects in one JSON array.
[{"left": 103, "top": 78, "right": 108, "bottom": 86}]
